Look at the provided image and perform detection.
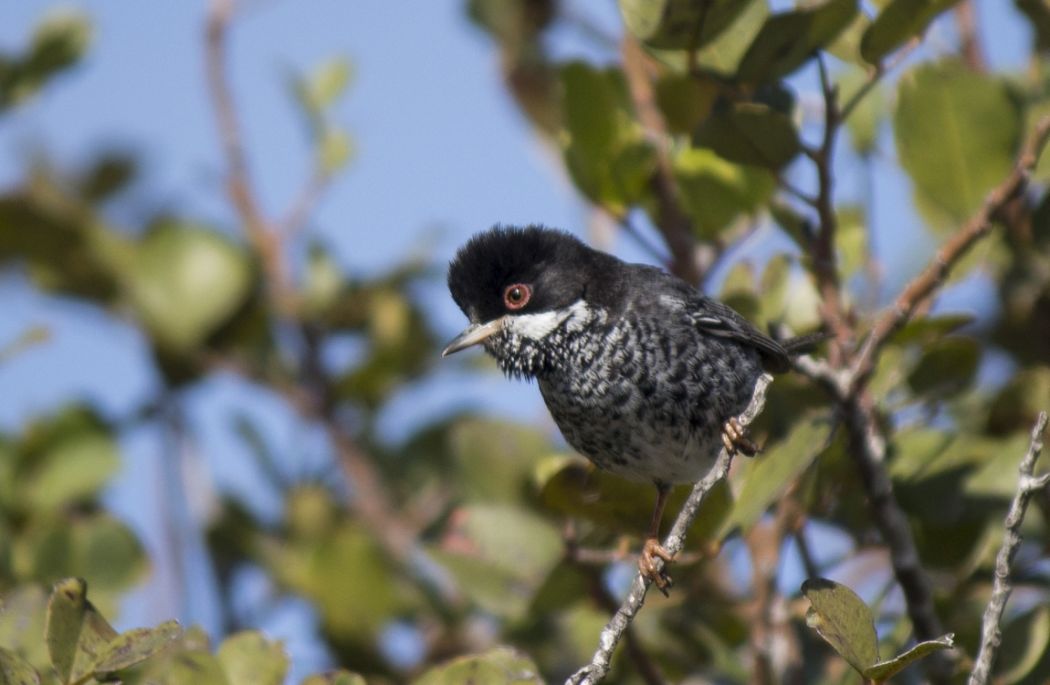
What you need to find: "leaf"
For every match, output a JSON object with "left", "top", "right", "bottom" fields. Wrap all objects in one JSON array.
[
  {"left": 619, "top": 0, "right": 756, "bottom": 50},
  {"left": 655, "top": 73, "right": 718, "bottom": 134},
  {"left": 0, "top": 11, "right": 92, "bottom": 109},
  {"left": 863, "top": 634, "right": 955, "bottom": 680},
  {"left": 301, "top": 671, "right": 367, "bottom": 685},
  {"left": 995, "top": 606, "right": 1050, "bottom": 683},
  {"left": 412, "top": 647, "right": 543, "bottom": 685},
  {"left": 45, "top": 578, "right": 117, "bottom": 685},
  {"left": 318, "top": 127, "right": 353, "bottom": 174},
  {"left": 216, "top": 632, "right": 288, "bottom": 685},
  {"left": 0, "top": 647, "right": 40, "bottom": 685},
  {"left": 894, "top": 61, "right": 1021, "bottom": 224},
  {"left": 802, "top": 577, "right": 879, "bottom": 674},
  {"left": 451, "top": 419, "right": 550, "bottom": 504},
  {"left": 91, "top": 620, "right": 182, "bottom": 676},
  {"left": 1017, "top": 0, "right": 1050, "bottom": 52},
  {"left": 0, "top": 586, "right": 49, "bottom": 671},
  {"left": 839, "top": 68, "right": 883, "bottom": 156},
  {"left": 736, "top": 0, "right": 858, "bottom": 84},
  {"left": 22, "top": 433, "right": 119, "bottom": 513},
  {"left": 905, "top": 336, "right": 980, "bottom": 398},
  {"left": 861, "top": 0, "right": 963, "bottom": 64},
  {"left": 694, "top": 102, "right": 800, "bottom": 169},
  {"left": 719, "top": 417, "right": 828, "bottom": 536},
  {"left": 126, "top": 221, "right": 253, "bottom": 352},
  {"left": 673, "top": 147, "right": 775, "bottom": 237}
]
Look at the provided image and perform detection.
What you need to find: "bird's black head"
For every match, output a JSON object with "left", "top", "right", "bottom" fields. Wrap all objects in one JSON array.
[{"left": 443, "top": 225, "right": 621, "bottom": 377}]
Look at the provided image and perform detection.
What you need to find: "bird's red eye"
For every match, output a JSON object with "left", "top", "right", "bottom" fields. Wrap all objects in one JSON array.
[{"left": 503, "top": 283, "right": 531, "bottom": 310}]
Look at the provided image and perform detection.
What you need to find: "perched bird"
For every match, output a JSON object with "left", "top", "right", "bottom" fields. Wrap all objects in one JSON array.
[{"left": 443, "top": 225, "right": 819, "bottom": 590}]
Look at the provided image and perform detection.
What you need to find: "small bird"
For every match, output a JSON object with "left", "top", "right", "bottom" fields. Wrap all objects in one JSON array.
[{"left": 443, "top": 225, "right": 819, "bottom": 590}]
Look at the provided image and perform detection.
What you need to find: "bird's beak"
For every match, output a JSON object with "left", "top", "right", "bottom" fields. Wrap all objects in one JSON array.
[{"left": 442, "top": 318, "right": 503, "bottom": 357}]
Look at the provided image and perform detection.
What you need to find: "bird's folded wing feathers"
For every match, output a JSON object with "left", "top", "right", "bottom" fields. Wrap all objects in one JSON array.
[{"left": 690, "top": 299, "right": 792, "bottom": 372}]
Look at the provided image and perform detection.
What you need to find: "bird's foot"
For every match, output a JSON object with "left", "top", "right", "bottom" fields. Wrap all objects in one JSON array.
[
  {"left": 722, "top": 417, "right": 759, "bottom": 457},
  {"left": 639, "top": 537, "right": 675, "bottom": 596}
]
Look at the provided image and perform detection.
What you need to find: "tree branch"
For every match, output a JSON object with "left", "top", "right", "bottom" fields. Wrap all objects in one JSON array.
[
  {"left": 968, "top": 411, "right": 1049, "bottom": 685},
  {"left": 851, "top": 115, "right": 1050, "bottom": 391},
  {"left": 566, "top": 374, "right": 772, "bottom": 685}
]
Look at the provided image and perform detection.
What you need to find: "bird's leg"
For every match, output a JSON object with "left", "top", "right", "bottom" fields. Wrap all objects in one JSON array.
[
  {"left": 722, "top": 416, "right": 759, "bottom": 457},
  {"left": 639, "top": 482, "right": 675, "bottom": 595}
]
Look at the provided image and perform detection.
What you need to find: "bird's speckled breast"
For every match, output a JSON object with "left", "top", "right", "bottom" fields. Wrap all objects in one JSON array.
[{"left": 537, "top": 308, "right": 764, "bottom": 484}]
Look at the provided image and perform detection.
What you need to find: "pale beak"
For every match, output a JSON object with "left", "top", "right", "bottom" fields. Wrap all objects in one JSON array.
[{"left": 442, "top": 318, "right": 504, "bottom": 357}]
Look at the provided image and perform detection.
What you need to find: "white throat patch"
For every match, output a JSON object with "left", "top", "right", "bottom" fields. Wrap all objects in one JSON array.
[{"left": 504, "top": 299, "right": 592, "bottom": 340}]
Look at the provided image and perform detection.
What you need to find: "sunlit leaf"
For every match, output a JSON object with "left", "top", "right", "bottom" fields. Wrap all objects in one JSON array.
[
  {"left": 91, "top": 620, "right": 182, "bottom": 677},
  {"left": 864, "top": 634, "right": 954, "bottom": 680},
  {"left": 673, "top": 147, "right": 775, "bottom": 237},
  {"left": 619, "top": 0, "right": 755, "bottom": 50},
  {"left": 894, "top": 61, "right": 1021, "bottom": 224},
  {"left": 301, "top": 672, "right": 368, "bottom": 685},
  {"left": 45, "top": 578, "right": 117, "bottom": 685},
  {"left": 736, "top": 0, "right": 857, "bottom": 83},
  {"left": 802, "top": 577, "right": 879, "bottom": 674},
  {"left": 0, "top": 11, "right": 92, "bottom": 108},
  {"left": 0, "top": 647, "right": 39, "bottom": 685},
  {"left": 412, "top": 646, "right": 543, "bottom": 685},
  {"left": 861, "top": 0, "right": 962, "bottom": 64},
  {"left": 217, "top": 631, "right": 288, "bottom": 685}
]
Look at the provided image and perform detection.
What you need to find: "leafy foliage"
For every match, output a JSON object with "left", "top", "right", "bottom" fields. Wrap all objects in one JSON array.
[{"left": 2, "top": 1, "right": 1050, "bottom": 684}]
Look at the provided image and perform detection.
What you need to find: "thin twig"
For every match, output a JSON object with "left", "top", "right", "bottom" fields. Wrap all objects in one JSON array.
[
  {"left": 567, "top": 374, "right": 772, "bottom": 685},
  {"left": 968, "top": 412, "right": 1049, "bottom": 685},
  {"left": 851, "top": 115, "right": 1050, "bottom": 391},
  {"left": 281, "top": 166, "right": 331, "bottom": 237}
]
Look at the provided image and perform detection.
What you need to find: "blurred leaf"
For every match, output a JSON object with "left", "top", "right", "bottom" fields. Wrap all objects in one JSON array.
[
  {"left": 0, "top": 586, "right": 49, "bottom": 672},
  {"left": 835, "top": 206, "right": 867, "bottom": 277},
  {"left": 987, "top": 367, "right": 1050, "bottom": 435},
  {"left": 1017, "top": 0, "right": 1050, "bottom": 52},
  {"left": 301, "top": 672, "right": 367, "bottom": 685},
  {"left": 216, "top": 632, "right": 287, "bottom": 685},
  {"left": 126, "top": 221, "right": 254, "bottom": 352},
  {"left": 536, "top": 454, "right": 732, "bottom": 543},
  {"left": 995, "top": 606, "right": 1050, "bottom": 683},
  {"left": 864, "top": 634, "right": 954, "bottom": 681},
  {"left": 694, "top": 102, "right": 800, "bottom": 169},
  {"left": 964, "top": 431, "right": 1040, "bottom": 498},
  {"left": 839, "top": 69, "right": 883, "bottom": 156},
  {"left": 619, "top": 0, "right": 755, "bottom": 50},
  {"left": 434, "top": 504, "right": 561, "bottom": 620},
  {"left": 655, "top": 73, "right": 718, "bottom": 134},
  {"left": 22, "top": 432, "right": 119, "bottom": 513},
  {"left": 148, "top": 649, "right": 229, "bottom": 685},
  {"left": 303, "top": 243, "right": 345, "bottom": 318},
  {"left": 451, "top": 419, "right": 550, "bottom": 504},
  {"left": 91, "top": 620, "right": 182, "bottom": 677},
  {"left": 861, "top": 0, "right": 962, "bottom": 64},
  {"left": 318, "top": 127, "right": 353, "bottom": 174},
  {"left": 0, "top": 647, "right": 39, "bottom": 685},
  {"left": 0, "top": 326, "right": 50, "bottom": 365},
  {"left": 802, "top": 577, "right": 879, "bottom": 674},
  {"left": 736, "top": 0, "right": 857, "bottom": 84},
  {"left": 719, "top": 416, "right": 828, "bottom": 536},
  {"left": 305, "top": 59, "right": 352, "bottom": 112},
  {"left": 891, "top": 313, "right": 975, "bottom": 345},
  {"left": 827, "top": 11, "right": 871, "bottom": 64},
  {"left": 412, "top": 646, "right": 543, "bottom": 685},
  {"left": 77, "top": 151, "right": 137, "bottom": 202},
  {"left": 561, "top": 62, "right": 620, "bottom": 157},
  {"left": 673, "top": 147, "right": 774, "bottom": 237},
  {"left": 894, "top": 61, "right": 1021, "bottom": 224},
  {"left": 0, "top": 11, "right": 92, "bottom": 109},
  {"left": 905, "top": 336, "right": 980, "bottom": 398},
  {"left": 45, "top": 577, "right": 117, "bottom": 685}
]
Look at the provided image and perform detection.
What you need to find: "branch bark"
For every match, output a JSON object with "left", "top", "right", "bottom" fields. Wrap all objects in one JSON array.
[
  {"left": 968, "top": 411, "right": 1049, "bottom": 685},
  {"left": 567, "top": 374, "right": 772, "bottom": 685}
]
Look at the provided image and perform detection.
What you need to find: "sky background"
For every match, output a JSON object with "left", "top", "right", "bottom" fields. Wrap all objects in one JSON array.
[{"left": 0, "top": 0, "right": 1032, "bottom": 679}]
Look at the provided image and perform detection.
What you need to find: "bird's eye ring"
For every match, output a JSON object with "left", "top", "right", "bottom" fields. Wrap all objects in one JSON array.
[{"left": 503, "top": 283, "right": 532, "bottom": 310}]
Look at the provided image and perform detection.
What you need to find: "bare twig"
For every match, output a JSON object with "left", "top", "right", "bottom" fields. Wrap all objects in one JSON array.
[
  {"left": 968, "top": 412, "right": 1049, "bottom": 685},
  {"left": 851, "top": 115, "right": 1050, "bottom": 391},
  {"left": 567, "top": 374, "right": 772, "bottom": 685},
  {"left": 955, "top": 1, "right": 987, "bottom": 73},
  {"left": 281, "top": 166, "right": 331, "bottom": 237}
]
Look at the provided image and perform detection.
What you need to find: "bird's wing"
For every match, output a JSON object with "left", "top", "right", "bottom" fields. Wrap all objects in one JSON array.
[{"left": 689, "top": 297, "right": 791, "bottom": 373}]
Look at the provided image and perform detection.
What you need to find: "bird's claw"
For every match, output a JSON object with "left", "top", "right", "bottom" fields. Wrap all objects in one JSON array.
[
  {"left": 639, "top": 537, "right": 675, "bottom": 596},
  {"left": 722, "top": 417, "right": 759, "bottom": 457}
]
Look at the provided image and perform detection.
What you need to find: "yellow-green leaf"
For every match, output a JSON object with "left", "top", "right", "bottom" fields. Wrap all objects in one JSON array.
[{"left": 802, "top": 577, "right": 879, "bottom": 674}]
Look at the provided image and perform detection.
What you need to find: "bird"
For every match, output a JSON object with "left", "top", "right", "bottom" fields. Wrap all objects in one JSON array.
[{"left": 443, "top": 225, "right": 821, "bottom": 591}]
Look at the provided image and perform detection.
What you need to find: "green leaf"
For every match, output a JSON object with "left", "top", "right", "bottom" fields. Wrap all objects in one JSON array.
[
  {"left": 45, "top": 578, "right": 117, "bottom": 685},
  {"left": 839, "top": 68, "right": 884, "bottom": 156},
  {"left": 301, "top": 671, "right": 367, "bottom": 685},
  {"left": 0, "top": 11, "right": 92, "bottom": 109},
  {"left": 0, "top": 586, "right": 50, "bottom": 672},
  {"left": 863, "top": 634, "right": 955, "bottom": 681},
  {"left": 736, "top": 0, "right": 857, "bottom": 84},
  {"left": 905, "top": 336, "right": 980, "bottom": 398},
  {"left": 995, "top": 606, "right": 1050, "bottom": 683},
  {"left": 719, "top": 416, "right": 828, "bottom": 536},
  {"left": 126, "top": 221, "right": 253, "bottom": 352},
  {"left": 216, "top": 632, "right": 287, "bottom": 685},
  {"left": 451, "top": 419, "right": 550, "bottom": 504},
  {"left": 894, "top": 61, "right": 1021, "bottom": 224},
  {"left": 318, "top": 127, "right": 353, "bottom": 174},
  {"left": 802, "top": 577, "right": 879, "bottom": 674},
  {"left": 861, "top": 0, "right": 963, "bottom": 64},
  {"left": 0, "top": 647, "right": 40, "bottom": 685},
  {"left": 91, "top": 620, "right": 182, "bottom": 676},
  {"left": 619, "top": 0, "right": 756, "bottom": 50},
  {"left": 150, "top": 650, "right": 230, "bottom": 685},
  {"left": 673, "top": 147, "right": 774, "bottom": 237},
  {"left": 655, "top": 73, "right": 718, "bottom": 134},
  {"left": 561, "top": 62, "right": 620, "bottom": 157},
  {"left": 694, "top": 102, "right": 800, "bottom": 169},
  {"left": 988, "top": 367, "right": 1050, "bottom": 435},
  {"left": 412, "top": 647, "right": 543, "bottom": 685},
  {"left": 22, "top": 432, "right": 119, "bottom": 513},
  {"left": 1017, "top": 0, "right": 1050, "bottom": 52}
]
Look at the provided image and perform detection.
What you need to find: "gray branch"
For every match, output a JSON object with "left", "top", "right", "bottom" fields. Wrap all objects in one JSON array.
[
  {"left": 566, "top": 374, "right": 773, "bottom": 685},
  {"left": 968, "top": 411, "right": 1049, "bottom": 685}
]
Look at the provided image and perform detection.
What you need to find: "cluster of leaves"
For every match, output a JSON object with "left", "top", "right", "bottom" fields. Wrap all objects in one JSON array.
[{"left": 2, "top": 1, "right": 1050, "bottom": 685}]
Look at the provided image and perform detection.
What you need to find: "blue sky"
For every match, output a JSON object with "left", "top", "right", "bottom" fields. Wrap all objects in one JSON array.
[{"left": 0, "top": 0, "right": 1033, "bottom": 678}]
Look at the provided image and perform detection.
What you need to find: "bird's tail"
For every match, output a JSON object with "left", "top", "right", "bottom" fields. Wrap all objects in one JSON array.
[{"left": 782, "top": 331, "right": 832, "bottom": 356}]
